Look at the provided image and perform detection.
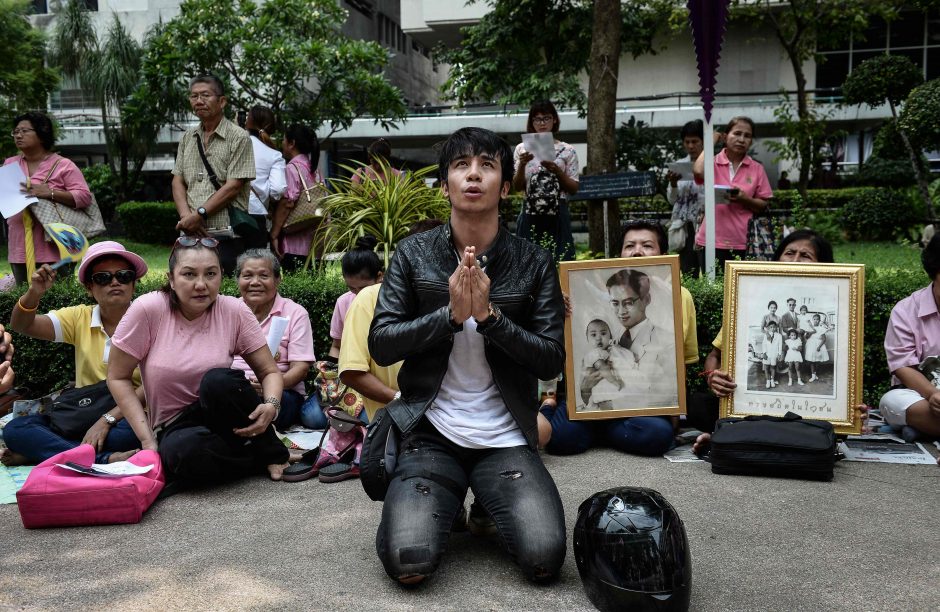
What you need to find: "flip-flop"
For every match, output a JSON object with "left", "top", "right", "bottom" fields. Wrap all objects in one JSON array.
[
  {"left": 281, "top": 431, "right": 329, "bottom": 483},
  {"left": 317, "top": 461, "right": 360, "bottom": 483}
]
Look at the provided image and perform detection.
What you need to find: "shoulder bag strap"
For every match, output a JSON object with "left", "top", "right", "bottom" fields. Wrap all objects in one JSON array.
[
  {"left": 193, "top": 133, "right": 222, "bottom": 191},
  {"left": 289, "top": 163, "right": 313, "bottom": 203},
  {"left": 41, "top": 156, "right": 64, "bottom": 185}
]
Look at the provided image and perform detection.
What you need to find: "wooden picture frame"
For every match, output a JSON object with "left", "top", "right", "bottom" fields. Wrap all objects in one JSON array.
[
  {"left": 560, "top": 256, "right": 687, "bottom": 420},
  {"left": 719, "top": 261, "right": 865, "bottom": 435}
]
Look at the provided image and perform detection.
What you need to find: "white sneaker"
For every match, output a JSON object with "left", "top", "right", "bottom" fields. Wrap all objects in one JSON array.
[{"left": 766, "top": 380, "right": 771, "bottom": 388}]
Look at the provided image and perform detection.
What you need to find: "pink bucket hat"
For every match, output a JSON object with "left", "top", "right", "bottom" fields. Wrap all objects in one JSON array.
[{"left": 76, "top": 241, "right": 148, "bottom": 284}]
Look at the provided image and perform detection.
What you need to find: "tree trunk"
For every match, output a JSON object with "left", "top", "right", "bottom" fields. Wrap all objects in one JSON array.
[
  {"left": 585, "top": 0, "right": 622, "bottom": 256},
  {"left": 889, "top": 100, "right": 935, "bottom": 221},
  {"left": 788, "top": 50, "right": 812, "bottom": 199}
]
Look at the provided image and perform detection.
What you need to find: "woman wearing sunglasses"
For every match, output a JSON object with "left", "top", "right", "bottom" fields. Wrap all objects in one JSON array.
[
  {"left": 108, "top": 237, "right": 290, "bottom": 489},
  {"left": 4, "top": 241, "right": 148, "bottom": 466}
]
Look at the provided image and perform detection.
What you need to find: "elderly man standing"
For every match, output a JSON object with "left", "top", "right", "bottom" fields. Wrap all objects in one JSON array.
[{"left": 172, "top": 74, "right": 255, "bottom": 275}]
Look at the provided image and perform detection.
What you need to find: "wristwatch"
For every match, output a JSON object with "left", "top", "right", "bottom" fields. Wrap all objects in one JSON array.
[
  {"left": 102, "top": 413, "right": 117, "bottom": 426},
  {"left": 197, "top": 206, "right": 208, "bottom": 221},
  {"left": 264, "top": 396, "right": 281, "bottom": 419}
]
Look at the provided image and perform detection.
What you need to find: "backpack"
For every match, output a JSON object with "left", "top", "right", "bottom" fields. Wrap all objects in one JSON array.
[{"left": 523, "top": 167, "right": 561, "bottom": 217}]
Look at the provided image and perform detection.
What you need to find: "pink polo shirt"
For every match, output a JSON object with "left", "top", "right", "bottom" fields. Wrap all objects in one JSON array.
[
  {"left": 3, "top": 154, "right": 92, "bottom": 263},
  {"left": 112, "top": 292, "right": 267, "bottom": 428},
  {"left": 884, "top": 284, "right": 940, "bottom": 386},
  {"left": 231, "top": 294, "right": 317, "bottom": 394},
  {"left": 330, "top": 290, "right": 357, "bottom": 341},
  {"left": 278, "top": 155, "right": 323, "bottom": 257},
  {"left": 694, "top": 149, "right": 772, "bottom": 251}
]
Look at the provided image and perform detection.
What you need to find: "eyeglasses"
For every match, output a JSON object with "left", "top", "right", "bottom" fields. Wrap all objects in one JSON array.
[
  {"left": 532, "top": 116, "right": 554, "bottom": 125},
  {"left": 188, "top": 93, "right": 218, "bottom": 102},
  {"left": 10, "top": 128, "right": 35, "bottom": 137},
  {"left": 175, "top": 236, "right": 220, "bottom": 249},
  {"left": 90, "top": 269, "right": 137, "bottom": 286}
]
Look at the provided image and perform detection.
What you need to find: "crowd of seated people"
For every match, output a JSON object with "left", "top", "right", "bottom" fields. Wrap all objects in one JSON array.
[{"left": 1, "top": 123, "right": 937, "bottom": 593}]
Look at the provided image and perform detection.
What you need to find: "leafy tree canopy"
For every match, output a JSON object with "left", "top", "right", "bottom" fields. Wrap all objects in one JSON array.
[
  {"left": 436, "top": 0, "right": 682, "bottom": 113},
  {"left": 842, "top": 54, "right": 923, "bottom": 109},
  {"left": 0, "top": 0, "right": 59, "bottom": 155},
  {"left": 136, "top": 0, "right": 407, "bottom": 136},
  {"left": 899, "top": 78, "right": 940, "bottom": 153}
]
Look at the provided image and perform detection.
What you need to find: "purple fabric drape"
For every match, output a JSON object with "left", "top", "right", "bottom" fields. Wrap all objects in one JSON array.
[{"left": 688, "top": 0, "right": 730, "bottom": 123}]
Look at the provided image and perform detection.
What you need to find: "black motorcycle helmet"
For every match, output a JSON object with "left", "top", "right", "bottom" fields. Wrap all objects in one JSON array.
[{"left": 573, "top": 487, "right": 691, "bottom": 612}]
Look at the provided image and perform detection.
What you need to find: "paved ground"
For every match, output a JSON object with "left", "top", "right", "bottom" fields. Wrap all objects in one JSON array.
[{"left": 1, "top": 447, "right": 938, "bottom": 611}]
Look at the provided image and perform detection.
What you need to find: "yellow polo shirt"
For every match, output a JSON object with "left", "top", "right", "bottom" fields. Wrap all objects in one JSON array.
[
  {"left": 338, "top": 284, "right": 402, "bottom": 420},
  {"left": 713, "top": 326, "right": 725, "bottom": 352},
  {"left": 48, "top": 304, "right": 142, "bottom": 388},
  {"left": 680, "top": 286, "right": 698, "bottom": 365}
]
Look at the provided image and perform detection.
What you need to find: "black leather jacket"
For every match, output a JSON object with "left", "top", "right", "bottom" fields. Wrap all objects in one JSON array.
[{"left": 369, "top": 223, "right": 565, "bottom": 449}]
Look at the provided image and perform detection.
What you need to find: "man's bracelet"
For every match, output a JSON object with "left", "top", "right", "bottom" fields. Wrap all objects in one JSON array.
[{"left": 264, "top": 396, "right": 281, "bottom": 418}]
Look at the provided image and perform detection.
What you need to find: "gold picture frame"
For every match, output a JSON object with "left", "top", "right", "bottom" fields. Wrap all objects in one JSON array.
[
  {"left": 720, "top": 261, "right": 865, "bottom": 435},
  {"left": 560, "top": 256, "right": 687, "bottom": 421}
]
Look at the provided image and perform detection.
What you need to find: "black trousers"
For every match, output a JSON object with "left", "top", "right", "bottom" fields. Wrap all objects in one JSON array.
[
  {"left": 696, "top": 247, "right": 747, "bottom": 276},
  {"left": 244, "top": 214, "right": 270, "bottom": 250},
  {"left": 157, "top": 368, "right": 289, "bottom": 486},
  {"left": 217, "top": 237, "right": 247, "bottom": 277}
]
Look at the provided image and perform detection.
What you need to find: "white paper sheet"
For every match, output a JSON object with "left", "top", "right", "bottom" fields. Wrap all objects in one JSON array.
[
  {"left": 267, "top": 316, "right": 289, "bottom": 356},
  {"left": 663, "top": 446, "right": 703, "bottom": 463},
  {"left": 56, "top": 461, "right": 154, "bottom": 477},
  {"left": 521, "top": 132, "right": 555, "bottom": 164},
  {"left": 0, "top": 163, "right": 36, "bottom": 219},
  {"left": 667, "top": 161, "right": 693, "bottom": 180},
  {"left": 282, "top": 427, "right": 328, "bottom": 451}
]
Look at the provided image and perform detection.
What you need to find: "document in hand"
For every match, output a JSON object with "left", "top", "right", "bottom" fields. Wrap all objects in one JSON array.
[
  {"left": 667, "top": 161, "right": 693, "bottom": 180},
  {"left": 715, "top": 185, "right": 739, "bottom": 205},
  {"left": 0, "top": 162, "right": 37, "bottom": 219},
  {"left": 521, "top": 132, "right": 555, "bottom": 164}
]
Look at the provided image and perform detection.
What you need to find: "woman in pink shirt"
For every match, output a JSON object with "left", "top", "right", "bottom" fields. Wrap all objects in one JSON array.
[
  {"left": 692, "top": 116, "right": 773, "bottom": 272},
  {"left": 108, "top": 238, "right": 290, "bottom": 489},
  {"left": 270, "top": 123, "right": 323, "bottom": 272},
  {"left": 351, "top": 138, "right": 402, "bottom": 184},
  {"left": 4, "top": 111, "right": 92, "bottom": 284}
]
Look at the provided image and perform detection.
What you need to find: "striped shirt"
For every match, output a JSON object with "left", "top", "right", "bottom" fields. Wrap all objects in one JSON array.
[{"left": 172, "top": 117, "right": 255, "bottom": 233}]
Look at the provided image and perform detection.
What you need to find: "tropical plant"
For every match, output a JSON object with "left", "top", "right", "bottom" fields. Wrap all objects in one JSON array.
[
  {"left": 615, "top": 115, "right": 684, "bottom": 195},
  {"left": 0, "top": 0, "right": 59, "bottom": 157},
  {"left": 320, "top": 159, "right": 450, "bottom": 268}
]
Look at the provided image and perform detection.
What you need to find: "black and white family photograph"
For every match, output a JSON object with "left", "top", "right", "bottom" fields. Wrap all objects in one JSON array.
[
  {"left": 744, "top": 292, "right": 838, "bottom": 399},
  {"left": 560, "top": 257, "right": 685, "bottom": 420}
]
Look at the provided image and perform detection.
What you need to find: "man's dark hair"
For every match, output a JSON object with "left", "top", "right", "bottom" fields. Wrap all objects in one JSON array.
[
  {"left": 621, "top": 220, "right": 667, "bottom": 255},
  {"left": 526, "top": 100, "right": 560, "bottom": 135},
  {"left": 341, "top": 235, "right": 383, "bottom": 279},
  {"left": 189, "top": 74, "right": 225, "bottom": 96},
  {"left": 409, "top": 219, "right": 444, "bottom": 236},
  {"left": 680, "top": 120, "right": 703, "bottom": 141},
  {"left": 605, "top": 268, "right": 651, "bottom": 299},
  {"left": 284, "top": 124, "right": 320, "bottom": 166},
  {"left": 13, "top": 111, "right": 55, "bottom": 151},
  {"left": 922, "top": 233, "right": 940, "bottom": 279},
  {"left": 437, "top": 127, "right": 513, "bottom": 186},
  {"left": 787, "top": 298, "right": 796, "bottom": 304},
  {"left": 773, "top": 229, "right": 834, "bottom": 263}
]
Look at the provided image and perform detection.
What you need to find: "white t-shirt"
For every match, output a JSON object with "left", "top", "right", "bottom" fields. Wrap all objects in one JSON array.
[
  {"left": 248, "top": 135, "right": 287, "bottom": 215},
  {"left": 426, "top": 317, "right": 526, "bottom": 449}
]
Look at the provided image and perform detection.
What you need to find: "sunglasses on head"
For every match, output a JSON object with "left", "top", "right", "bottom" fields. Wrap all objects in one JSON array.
[
  {"left": 90, "top": 269, "right": 137, "bottom": 286},
  {"left": 174, "top": 236, "right": 220, "bottom": 249}
]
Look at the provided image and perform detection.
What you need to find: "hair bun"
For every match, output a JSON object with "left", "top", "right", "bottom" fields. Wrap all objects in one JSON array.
[{"left": 355, "top": 235, "right": 379, "bottom": 251}]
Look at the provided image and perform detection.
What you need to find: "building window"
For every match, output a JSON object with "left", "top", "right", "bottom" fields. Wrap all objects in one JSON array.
[
  {"left": 377, "top": 12, "right": 407, "bottom": 54},
  {"left": 32, "top": 0, "right": 48, "bottom": 13},
  {"left": 816, "top": 9, "right": 940, "bottom": 92}
]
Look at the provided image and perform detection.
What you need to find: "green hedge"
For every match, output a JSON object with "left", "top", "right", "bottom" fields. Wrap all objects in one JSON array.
[
  {"left": 771, "top": 188, "right": 878, "bottom": 210},
  {"left": 3, "top": 271, "right": 346, "bottom": 396},
  {"left": 116, "top": 201, "right": 180, "bottom": 245},
  {"left": 2, "top": 265, "right": 926, "bottom": 404}
]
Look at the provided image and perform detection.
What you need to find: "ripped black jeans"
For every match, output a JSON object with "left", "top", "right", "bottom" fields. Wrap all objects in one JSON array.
[{"left": 376, "top": 417, "right": 566, "bottom": 584}]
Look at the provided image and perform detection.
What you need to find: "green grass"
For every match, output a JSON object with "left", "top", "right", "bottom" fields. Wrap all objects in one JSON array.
[{"left": 833, "top": 240, "right": 922, "bottom": 271}]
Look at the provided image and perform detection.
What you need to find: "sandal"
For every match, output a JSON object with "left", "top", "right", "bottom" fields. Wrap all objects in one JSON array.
[
  {"left": 318, "top": 461, "right": 360, "bottom": 483},
  {"left": 281, "top": 430, "right": 330, "bottom": 482}
]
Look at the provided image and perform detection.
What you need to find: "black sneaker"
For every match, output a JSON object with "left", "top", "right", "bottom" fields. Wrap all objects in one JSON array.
[{"left": 467, "top": 500, "right": 497, "bottom": 537}]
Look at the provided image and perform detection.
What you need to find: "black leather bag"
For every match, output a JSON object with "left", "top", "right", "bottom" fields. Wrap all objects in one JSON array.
[
  {"left": 48, "top": 381, "right": 116, "bottom": 439},
  {"left": 359, "top": 406, "right": 400, "bottom": 501},
  {"left": 708, "top": 412, "right": 840, "bottom": 481}
]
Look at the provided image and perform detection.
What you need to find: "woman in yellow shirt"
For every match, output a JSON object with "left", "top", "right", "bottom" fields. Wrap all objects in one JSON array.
[{"left": 3, "top": 241, "right": 147, "bottom": 466}]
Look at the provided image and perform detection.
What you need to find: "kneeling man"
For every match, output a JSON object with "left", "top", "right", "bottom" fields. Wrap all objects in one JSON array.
[{"left": 369, "top": 127, "right": 567, "bottom": 585}]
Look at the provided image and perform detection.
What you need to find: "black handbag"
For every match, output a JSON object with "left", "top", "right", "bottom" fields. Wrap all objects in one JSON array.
[
  {"left": 359, "top": 406, "right": 400, "bottom": 501},
  {"left": 48, "top": 381, "right": 116, "bottom": 439},
  {"left": 708, "top": 412, "right": 840, "bottom": 481}
]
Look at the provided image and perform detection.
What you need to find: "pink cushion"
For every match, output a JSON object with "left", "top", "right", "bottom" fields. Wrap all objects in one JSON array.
[{"left": 16, "top": 444, "right": 164, "bottom": 529}]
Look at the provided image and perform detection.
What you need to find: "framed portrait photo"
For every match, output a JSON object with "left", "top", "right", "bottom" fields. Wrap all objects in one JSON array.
[
  {"left": 560, "top": 256, "right": 686, "bottom": 421},
  {"left": 720, "top": 261, "right": 865, "bottom": 434}
]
